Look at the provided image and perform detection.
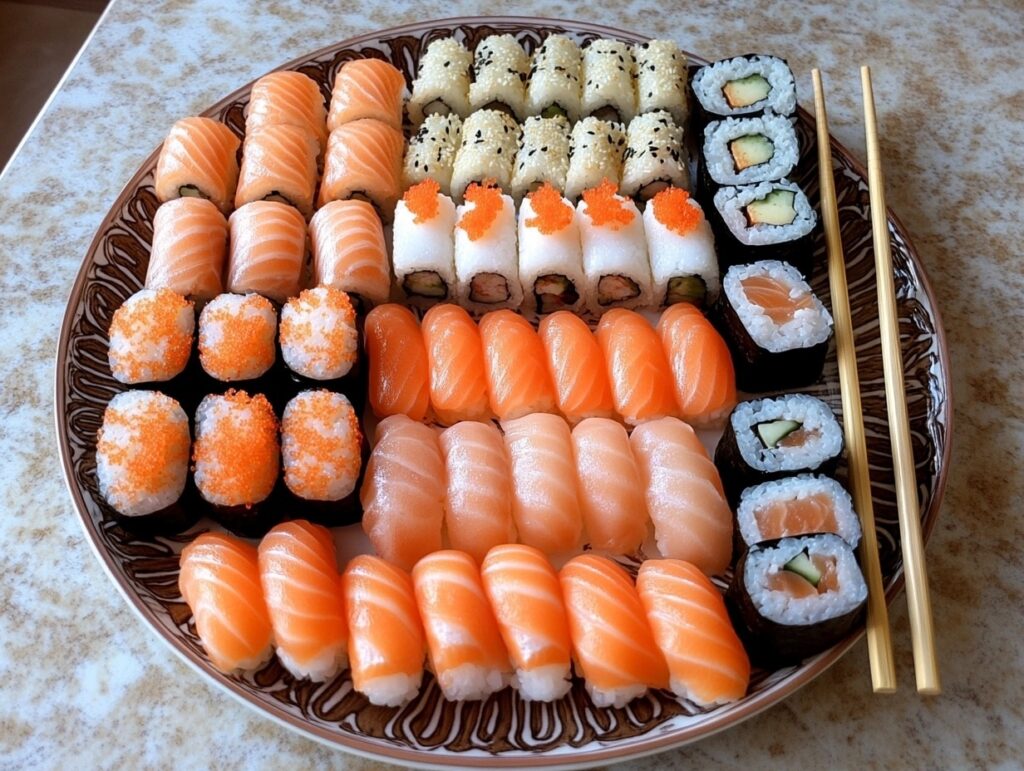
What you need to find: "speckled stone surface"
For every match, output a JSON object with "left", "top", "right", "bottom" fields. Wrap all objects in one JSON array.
[{"left": 0, "top": 0, "right": 1021, "bottom": 767}]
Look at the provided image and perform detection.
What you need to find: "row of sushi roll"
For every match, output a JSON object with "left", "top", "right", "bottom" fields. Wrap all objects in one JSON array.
[{"left": 179, "top": 522, "right": 751, "bottom": 709}]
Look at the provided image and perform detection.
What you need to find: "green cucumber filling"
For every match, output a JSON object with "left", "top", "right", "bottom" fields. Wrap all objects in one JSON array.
[
  {"left": 403, "top": 270, "right": 448, "bottom": 299},
  {"left": 469, "top": 272, "right": 510, "bottom": 304},
  {"left": 722, "top": 74, "right": 771, "bottom": 109},
  {"left": 597, "top": 274, "right": 640, "bottom": 306},
  {"left": 541, "top": 104, "right": 569, "bottom": 119},
  {"left": 730, "top": 134, "right": 774, "bottom": 172},
  {"left": 534, "top": 274, "right": 579, "bottom": 313},
  {"left": 783, "top": 551, "right": 821, "bottom": 587},
  {"left": 592, "top": 105, "right": 623, "bottom": 123},
  {"left": 422, "top": 99, "right": 453, "bottom": 117},
  {"left": 756, "top": 419, "right": 802, "bottom": 448},
  {"left": 665, "top": 276, "right": 707, "bottom": 306},
  {"left": 745, "top": 189, "right": 797, "bottom": 227},
  {"left": 177, "top": 185, "right": 207, "bottom": 199}
]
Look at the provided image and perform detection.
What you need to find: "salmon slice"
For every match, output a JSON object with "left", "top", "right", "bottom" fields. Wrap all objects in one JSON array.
[
  {"left": 421, "top": 304, "right": 492, "bottom": 425},
  {"left": 538, "top": 311, "right": 615, "bottom": 424},
  {"left": 739, "top": 274, "right": 815, "bottom": 324},
  {"left": 478, "top": 310, "right": 557, "bottom": 421},
  {"left": 364, "top": 304, "right": 430, "bottom": 421},
  {"left": 630, "top": 417, "right": 733, "bottom": 576},
  {"left": 235, "top": 124, "right": 320, "bottom": 217},
  {"left": 246, "top": 70, "right": 328, "bottom": 150},
  {"left": 155, "top": 117, "right": 241, "bottom": 214},
  {"left": 257, "top": 520, "right": 348, "bottom": 682},
  {"left": 342, "top": 554, "right": 425, "bottom": 706},
  {"left": 309, "top": 199, "right": 391, "bottom": 307},
  {"left": 571, "top": 418, "right": 649, "bottom": 554},
  {"left": 595, "top": 308, "right": 678, "bottom": 425},
  {"left": 327, "top": 58, "right": 406, "bottom": 131},
  {"left": 765, "top": 555, "right": 840, "bottom": 597},
  {"left": 226, "top": 201, "right": 306, "bottom": 303},
  {"left": 501, "top": 413, "right": 582, "bottom": 555},
  {"left": 318, "top": 118, "right": 404, "bottom": 219},
  {"left": 559, "top": 554, "right": 669, "bottom": 707},
  {"left": 656, "top": 303, "right": 737, "bottom": 428},
  {"left": 412, "top": 550, "right": 512, "bottom": 701},
  {"left": 178, "top": 532, "right": 273, "bottom": 674},
  {"left": 754, "top": 493, "right": 840, "bottom": 540},
  {"left": 480, "top": 544, "right": 572, "bottom": 701},
  {"left": 636, "top": 560, "right": 750, "bottom": 707},
  {"left": 439, "top": 422, "right": 517, "bottom": 562},
  {"left": 146, "top": 197, "right": 229, "bottom": 301},
  {"left": 360, "top": 414, "right": 445, "bottom": 570}
]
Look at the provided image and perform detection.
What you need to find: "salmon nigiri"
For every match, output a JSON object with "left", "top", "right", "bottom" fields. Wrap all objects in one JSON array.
[
  {"left": 421, "top": 304, "right": 491, "bottom": 425},
  {"left": 179, "top": 533, "right": 273, "bottom": 674},
  {"left": 310, "top": 199, "right": 392, "bottom": 307},
  {"left": 478, "top": 310, "right": 557, "bottom": 421},
  {"left": 246, "top": 70, "right": 328, "bottom": 150},
  {"left": 657, "top": 302, "right": 737, "bottom": 428},
  {"left": 364, "top": 304, "right": 430, "bottom": 421},
  {"left": 258, "top": 520, "right": 348, "bottom": 682},
  {"left": 637, "top": 559, "right": 750, "bottom": 707},
  {"left": 155, "top": 117, "right": 240, "bottom": 214},
  {"left": 235, "top": 124, "right": 320, "bottom": 217},
  {"left": 360, "top": 414, "right": 445, "bottom": 570},
  {"left": 439, "top": 422, "right": 517, "bottom": 562},
  {"left": 559, "top": 554, "right": 669, "bottom": 707},
  {"left": 538, "top": 311, "right": 615, "bottom": 424},
  {"left": 146, "top": 197, "right": 229, "bottom": 301},
  {"left": 630, "top": 417, "right": 733, "bottom": 575},
  {"left": 502, "top": 413, "right": 582, "bottom": 555},
  {"left": 318, "top": 118, "right": 404, "bottom": 218},
  {"left": 595, "top": 308, "right": 678, "bottom": 426},
  {"left": 226, "top": 200, "right": 306, "bottom": 303},
  {"left": 412, "top": 550, "right": 512, "bottom": 701},
  {"left": 342, "top": 554, "right": 425, "bottom": 707},
  {"left": 327, "top": 58, "right": 406, "bottom": 131},
  {"left": 480, "top": 544, "right": 572, "bottom": 702}
]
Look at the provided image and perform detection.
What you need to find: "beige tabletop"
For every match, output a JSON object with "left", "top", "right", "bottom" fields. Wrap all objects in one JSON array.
[{"left": 0, "top": 0, "right": 1021, "bottom": 767}]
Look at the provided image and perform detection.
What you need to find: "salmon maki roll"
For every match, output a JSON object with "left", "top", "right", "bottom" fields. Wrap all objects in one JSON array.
[
  {"left": 360, "top": 415, "right": 445, "bottom": 570},
  {"left": 478, "top": 310, "right": 557, "bottom": 421},
  {"left": 258, "top": 520, "right": 348, "bottom": 682},
  {"left": 364, "top": 304, "right": 430, "bottom": 421},
  {"left": 657, "top": 302, "right": 737, "bottom": 428},
  {"left": 309, "top": 200, "right": 391, "bottom": 308},
  {"left": 421, "top": 304, "right": 491, "bottom": 425},
  {"left": 146, "top": 197, "right": 229, "bottom": 302},
  {"left": 327, "top": 58, "right": 406, "bottom": 131},
  {"left": 412, "top": 550, "right": 512, "bottom": 701},
  {"left": 537, "top": 311, "right": 615, "bottom": 424},
  {"left": 226, "top": 201, "right": 306, "bottom": 303},
  {"left": 595, "top": 308, "right": 678, "bottom": 425},
  {"left": 630, "top": 417, "right": 733, "bottom": 575},
  {"left": 439, "top": 422, "right": 517, "bottom": 563},
  {"left": 342, "top": 555, "right": 425, "bottom": 707},
  {"left": 559, "top": 554, "right": 669, "bottom": 707},
  {"left": 571, "top": 418, "right": 649, "bottom": 554},
  {"left": 480, "top": 544, "right": 572, "bottom": 701},
  {"left": 318, "top": 119, "right": 404, "bottom": 219},
  {"left": 502, "top": 413, "right": 582, "bottom": 555},
  {"left": 179, "top": 532, "right": 273, "bottom": 674},
  {"left": 246, "top": 70, "right": 328, "bottom": 150},
  {"left": 637, "top": 560, "right": 750, "bottom": 706},
  {"left": 155, "top": 117, "right": 241, "bottom": 214},
  {"left": 235, "top": 124, "right": 320, "bottom": 218}
]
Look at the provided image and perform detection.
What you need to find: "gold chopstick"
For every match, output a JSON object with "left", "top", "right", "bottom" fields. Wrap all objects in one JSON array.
[
  {"left": 860, "top": 65, "right": 941, "bottom": 695},
  {"left": 812, "top": 69, "right": 897, "bottom": 694}
]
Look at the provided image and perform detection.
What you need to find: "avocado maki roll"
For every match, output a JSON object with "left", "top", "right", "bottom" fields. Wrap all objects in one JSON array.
[
  {"left": 701, "top": 112, "right": 799, "bottom": 191},
  {"left": 691, "top": 54, "right": 796, "bottom": 125}
]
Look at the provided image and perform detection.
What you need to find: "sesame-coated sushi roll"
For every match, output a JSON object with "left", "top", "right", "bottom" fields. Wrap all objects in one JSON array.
[
  {"left": 621, "top": 111, "right": 690, "bottom": 201},
  {"left": 327, "top": 58, "right": 405, "bottom": 131},
  {"left": 407, "top": 37, "right": 473, "bottom": 124},
  {"left": 510, "top": 115, "right": 571, "bottom": 202},
  {"left": 634, "top": 40, "right": 688, "bottom": 126},
  {"left": 643, "top": 187, "right": 719, "bottom": 307},
  {"left": 393, "top": 180, "right": 457, "bottom": 306},
  {"left": 234, "top": 124, "right": 320, "bottom": 218},
  {"left": 691, "top": 54, "right": 797, "bottom": 124},
  {"left": 402, "top": 113, "right": 462, "bottom": 197},
  {"left": 581, "top": 39, "right": 636, "bottom": 123},
  {"left": 479, "top": 309, "right": 557, "bottom": 421},
  {"left": 364, "top": 304, "right": 431, "bottom": 422},
  {"left": 701, "top": 113, "right": 799, "bottom": 190},
  {"left": 517, "top": 184, "right": 585, "bottom": 314},
  {"left": 309, "top": 199, "right": 391, "bottom": 309},
  {"left": 564, "top": 117, "right": 626, "bottom": 201},
  {"left": 197, "top": 293, "right": 277, "bottom": 386},
  {"left": 526, "top": 34, "right": 583, "bottom": 122},
  {"left": 192, "top": 390, "right": 281, "bottom": 537},
  {"left": 107, "top": 288, "right": 194, "bottom": 385},
  {"left": 318, "top": 118, "right": 404, "bottom": 219},
  {"left": 454, "top": 182, "right": 523, "bottom": 313},
  {"left": 469, "top": 34, "right": 529, "bottom": 119},
  {"left": 421, "top": 303, "right": 492, "bottom": 425},
  {"left": 279, "top": 287, "right": 363, "bottom": 398},
  {"left": 96, "top": 390, "right": 197, "bottom": 534},
  {"left": 246, "top": 70, "right": 328, "bottom": 151},
  {"left": 146, "top": 197, "right": 229, "bottom": 303},
  {"left": 155, "top": 117, "right": 240, "bottom": 214},
  {"left": 449, "top": 109, "right": 521, "bottom": 203},
  {"left": 226, "top": 201, "right": 306, "bottom": 303}
]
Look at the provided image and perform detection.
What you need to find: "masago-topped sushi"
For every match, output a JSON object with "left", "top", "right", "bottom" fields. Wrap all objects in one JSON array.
[
  {"left": 197, "top": 292, "right": 277, "bottom": 384},
  {"left": 108, "top": 288, "right": 194, "bottom": 385}
]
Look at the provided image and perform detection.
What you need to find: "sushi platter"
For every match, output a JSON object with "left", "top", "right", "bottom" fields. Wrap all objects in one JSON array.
[{"left": 55, "top": 16, "right": 951, "bottom": 768}]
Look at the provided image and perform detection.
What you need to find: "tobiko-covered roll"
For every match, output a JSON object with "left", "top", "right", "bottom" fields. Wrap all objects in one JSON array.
[
  {"left": 469, "top": 34, "right": 529, "bottom": 119},
  {"left": 643, "top": 187, "right": 719, "bottom": 307},
  {"left": 393, "top": 180, "right": 457, "bottom": 306},
  {"left": 234, "top": 124, "right": 320, "bottom": 218},
  {"left": 450, "top": 109, "right": 521, "bottom": 202},
  {"left": 402, "top": 113, "right": 463, "bottom": 197},
  {"left": 510, "top": 115, "right": 571, "bottom": 201},
  {"left": 197, "top": 292, "right": 277, "bottom": 384},
  {"left": 526, "top": 34, "right": 583, "bottom": 122},
  {"left": 564, "top": 117, "right": 626, "bottom": 200},
  {"left": 226, "top": 201, "right": 306, "bottom": 303},
  {"left": 634, "top": 40, "right": 688, "bottom": 126},
  {"left": 155, "top": 117, "right": 240, "bottom": 214},
  {"left": 146, "top": 197, "right": 229, "bottom": 302},
  {"left": 621, "top": 111, "right": 689, "bottom": 200},
  {"left": 279, "top": 287, "right": 361, "bottom": 392},
  {"left": 454, "top": 181, "right": 523, "bottom": 312},
  {"left": 107, "top": 288, "right": 194, "bottom": 385},
  {"left": 407, "top": 37, "right": 473, "bottom": 124},
  {"left": 517, "top": 183, "right": 585, "bottom": 314},
  {"left": 309, "top": 199, "right": 392, "bottom": 308},
  {"left": 581, "top": 39, "right": 636, "bottom": 123}
]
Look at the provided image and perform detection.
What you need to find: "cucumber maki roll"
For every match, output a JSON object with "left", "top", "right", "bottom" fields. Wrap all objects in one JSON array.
[
  {"left": 691, "top": 54, "right": 797, "bottom": 125},
  {"left": 526, "top": 34, "right": 583, "bottom": 122}
]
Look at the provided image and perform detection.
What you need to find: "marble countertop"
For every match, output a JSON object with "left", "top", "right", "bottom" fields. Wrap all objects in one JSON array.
[{"left": 1, "top": 0, "right": 1021, "bottom": 767}]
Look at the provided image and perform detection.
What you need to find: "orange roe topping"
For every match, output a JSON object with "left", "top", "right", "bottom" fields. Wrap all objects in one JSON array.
[
  {"left": 581, "top": 179, "right": 634, "bottom": 230},
  {"left": 403, "top": 178, "right": 441, "bottom": 224},
  {"left": 651, "top": 186, "right": 702, "bottom": 236},
  {"left": 457, "top": 179, "right": 503, "bottom": 241},
  {"left": 525, "top": 183, "right": 574, "bottom": 234},
  {"left": 199, "top": 294, "right": 276, "bottom": 381},
  {"left": 283, "top": 391, "right": 362, "bottom": 500},
  {"left": 109, "top": 289, "right": 193, "bottom": 382},
  {"left": 279, "top": 286, "right": 357, "bottom": 372},
  {"left": 98, "top": 398, "right": 189, "bottom": 503}
]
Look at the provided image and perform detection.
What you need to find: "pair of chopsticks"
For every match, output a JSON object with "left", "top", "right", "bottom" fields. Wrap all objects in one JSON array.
[{"left": 811, "top": 67, "right": 940, "bottom": 695}]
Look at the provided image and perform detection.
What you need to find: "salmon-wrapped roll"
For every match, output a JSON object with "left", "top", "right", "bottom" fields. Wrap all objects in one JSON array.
[
  {"left": 234, "top": 124, "right": 320, "bottom": 218},
  {"left": 318, "top": 119, "right": 405, "bottom": 219},
  {"left": 309, "top": 199, "right": 391, "bottom": 307},
  {"left": 327, "top": 58, "right": 406, "bottom": 131},
  {"left": 245, "top": 70, "right": 327, "bottom": 150},
  {"left": 155, "top": 117, "right": 241, "bottom": 214},
  {"left": 146, "top": 197, "right": 229, "bottom": 302},
  {"left": 227, "top": 201, "right": 306, "bottom": 303}
]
